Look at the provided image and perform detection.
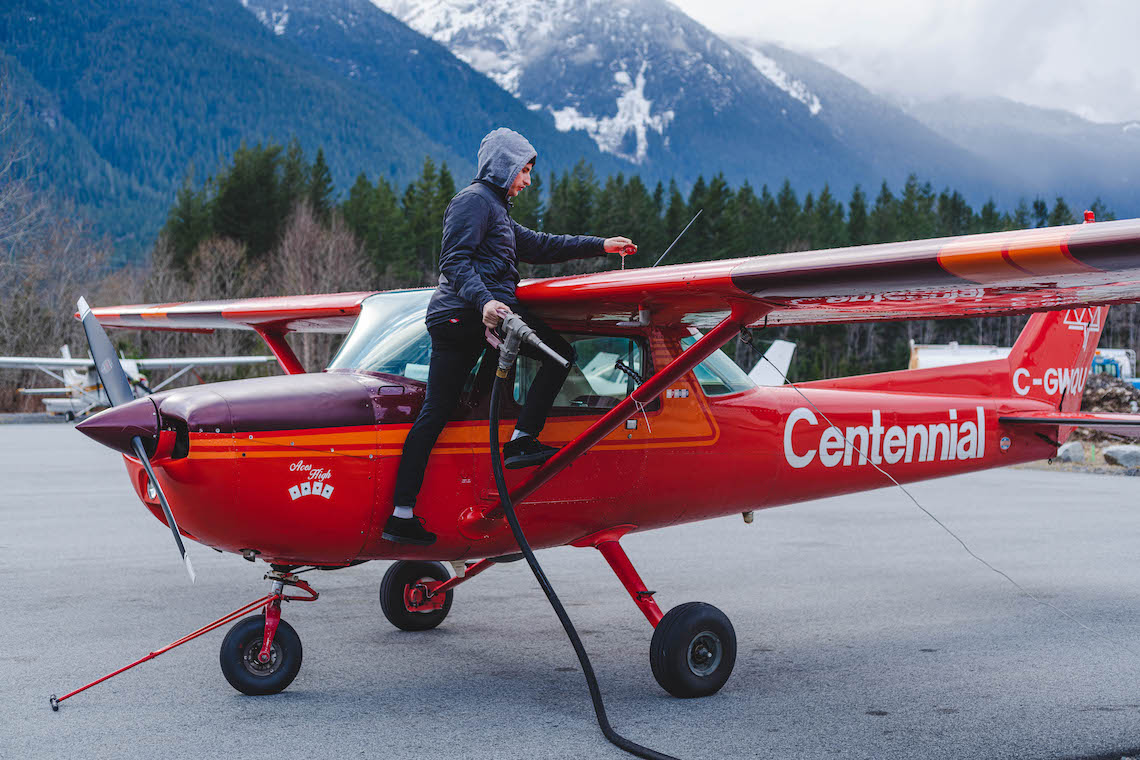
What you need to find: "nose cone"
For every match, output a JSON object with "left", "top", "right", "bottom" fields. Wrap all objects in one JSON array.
[{"left": 77, "top": 397, "right": 159, "bottom": 456}]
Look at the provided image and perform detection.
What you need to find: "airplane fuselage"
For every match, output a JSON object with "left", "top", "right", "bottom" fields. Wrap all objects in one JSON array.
[{"left": 100, "top": 324, "right": 1056, "bottom": 567}]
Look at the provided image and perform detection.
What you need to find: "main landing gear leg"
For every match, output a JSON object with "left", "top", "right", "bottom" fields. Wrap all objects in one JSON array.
[{"left": 573, "top": 526, "right": 738, "bottom": 699}]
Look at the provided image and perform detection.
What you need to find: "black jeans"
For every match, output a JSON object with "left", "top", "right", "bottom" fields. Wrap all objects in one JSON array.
[{"left": 392, "top": 306, "right": 573, "bottom": 508}]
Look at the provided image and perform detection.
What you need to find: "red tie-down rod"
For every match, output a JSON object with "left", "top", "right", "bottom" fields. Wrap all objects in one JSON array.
[{"left": 49, "top": 577, "right": 318, "bottom": 710}]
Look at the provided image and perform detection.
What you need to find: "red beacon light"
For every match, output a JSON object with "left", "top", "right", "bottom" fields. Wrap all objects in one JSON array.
[{"left": 1085, "top": 209, "right": 1096, "bottom": 223}]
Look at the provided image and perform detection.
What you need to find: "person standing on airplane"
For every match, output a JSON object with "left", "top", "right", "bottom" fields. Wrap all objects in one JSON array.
[{"left": 383, "top": 127, "right": 636, "bottom": 546}]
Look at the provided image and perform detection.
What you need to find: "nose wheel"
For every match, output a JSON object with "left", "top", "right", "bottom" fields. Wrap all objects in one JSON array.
[
  {"left": 219, "top": 615, "right": 303, "bottom": 695},
  {"left": 650, "top": 601, "right": 737, "bottom": 698}
]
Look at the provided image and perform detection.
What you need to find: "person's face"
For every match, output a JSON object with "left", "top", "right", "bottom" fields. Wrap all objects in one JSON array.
[{"left": 509, "top": 162, "right": 533, "bottom": 197}]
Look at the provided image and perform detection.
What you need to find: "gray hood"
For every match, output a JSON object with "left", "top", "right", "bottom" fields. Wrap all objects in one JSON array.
[{"left": 475, "top": 128, "right": 536, "bottom": 191}]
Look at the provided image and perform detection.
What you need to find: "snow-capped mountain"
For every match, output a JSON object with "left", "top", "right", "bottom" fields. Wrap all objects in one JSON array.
[
  {"left": 904, "top": 95, "right": 1140, "bottom": 209},
  {"left": 238, "top": 0, "right": 631, "bottom": 180},
  {"left": 372, "top": 0, "right": 879, "bottom": 190}
]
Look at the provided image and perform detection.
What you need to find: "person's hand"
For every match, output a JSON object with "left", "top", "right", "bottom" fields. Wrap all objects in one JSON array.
[
  {"left": 482, "top": 299, "right": 510, "bottom": 329},
  {"left": 604, "top": 236, "right": 637, "bottom": 256}
]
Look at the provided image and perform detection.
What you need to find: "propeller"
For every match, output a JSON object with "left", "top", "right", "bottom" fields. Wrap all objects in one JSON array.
[{"left": 77, "top": 297, "right": 195, "bottom": 582}]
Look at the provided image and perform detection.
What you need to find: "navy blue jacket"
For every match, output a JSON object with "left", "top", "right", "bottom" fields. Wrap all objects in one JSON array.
[{"left": 426, "top": 128, "right": 605, "bottom": 327}]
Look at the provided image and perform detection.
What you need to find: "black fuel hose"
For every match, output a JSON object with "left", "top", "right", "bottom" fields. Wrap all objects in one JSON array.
[{"left": 489, "top": 376, "right": 680, "bottom": 760}]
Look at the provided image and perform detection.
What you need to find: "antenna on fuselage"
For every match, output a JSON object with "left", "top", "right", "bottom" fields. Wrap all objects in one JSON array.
[{"left": 653, "top": 209, "right": 702, "bottom": 267}]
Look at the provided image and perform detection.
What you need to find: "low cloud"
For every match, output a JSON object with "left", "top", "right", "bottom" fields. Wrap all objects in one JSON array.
[{"left": 672, "top": 0, "right": 1140, "bottom": 122}]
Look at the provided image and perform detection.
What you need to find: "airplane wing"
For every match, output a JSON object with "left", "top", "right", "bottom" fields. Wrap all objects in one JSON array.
[
  {"left": 18, "top": 388, "right": 73, "bottom": 395},
  {"left": 0, "top": 357, "right": 95, "bottom": 369},
  {"left": 519, "top": 218, "right": 1140, "bottom": 329},
  {"left": 134, "top": 356, "right": 276, "bottom": 369},
  {"left": 88, "top": 292, "right": 376, "bottom": 333},
  {"left": 86, "top": 220, "right": 1140, "bottom": 332}
]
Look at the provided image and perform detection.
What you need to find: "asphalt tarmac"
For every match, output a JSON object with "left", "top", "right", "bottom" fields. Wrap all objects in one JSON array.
[{"left": 3, "top": 423, "right": 1140, "bottom": 760}]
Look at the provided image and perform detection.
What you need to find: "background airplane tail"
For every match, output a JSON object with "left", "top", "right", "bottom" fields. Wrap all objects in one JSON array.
[{"left": 1005, "top": 306, "right": 1107, "bottom": 412}]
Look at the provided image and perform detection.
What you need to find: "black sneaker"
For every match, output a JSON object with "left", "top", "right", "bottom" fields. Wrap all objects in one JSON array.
[
  {"left": 503, "top": 436, "right": 559, "bottom": 469},
  {"left": 382, "top": 515, "right": 437, "bottom": 546}
]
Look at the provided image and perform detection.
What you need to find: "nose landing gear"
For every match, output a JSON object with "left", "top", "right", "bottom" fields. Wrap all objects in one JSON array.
[
  {"left": 48, "top": 568, "right": 319, "bottom": 709},
  {"left": 219, "top": 569, "right": 318, "bottom": 696}
]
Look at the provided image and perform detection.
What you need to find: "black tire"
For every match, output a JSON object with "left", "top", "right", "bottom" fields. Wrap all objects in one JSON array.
[
  {"left": 380, "top": 560, "right": 453, "bottom": 631},
  {"left": 650, "top": 602, "right": 737, "bottom": 698},
  {"left": 219, "top": 615, "right": 302, "bottom": 696}
]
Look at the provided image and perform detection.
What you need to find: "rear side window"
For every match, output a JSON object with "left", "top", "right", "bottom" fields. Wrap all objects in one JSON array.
[{"left": 680, "top": 334, "right": 755, "bottom": 396}]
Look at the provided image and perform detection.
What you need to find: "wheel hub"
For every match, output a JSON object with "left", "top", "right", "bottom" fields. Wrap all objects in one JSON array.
[
  {"left": 686, "top": 631, "right": 722, "bottom": 677},
  {"left": 241, "top": 639, "right": 281, "bottom": 677}
]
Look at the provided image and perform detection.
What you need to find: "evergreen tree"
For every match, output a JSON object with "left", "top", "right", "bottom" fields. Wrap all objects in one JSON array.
[
  {"left": 662, "top": 180, "right": 691, "bottom": 262},
  {"left": 979, "top": 199, "right": 1001, "bottom": 233},
  {"left": 308, "top": 148, "right": 335, "bottom": 224},
  {"left": 1013, "top": 199, "right": 1032, "bottom": 229},
  {"left": 651, "top": 181, "right": 665, "bottom": 219},
  {"left": 870, "top": 181, "right": 898, "bottom": 243},
  {"left": 373, "top": 176, "right": 409, "bottom": 276},
  {"left": 342, "top": 173, "right": 378, "bottom": 256},
  {"left": 280, "top": 138, "right": 309, "bottom": 216},
  {"left": 403, "top": 157, "right": 440, "bottom": 277},
  {"left": 211, "top": 141, "right": 285, "bottom": 258},
  {"left": 758, "top": 184, "right": 778, "bottom": 252},
  {"left": 562, "top": 160, "right": 597, "bottom": 232},
  {"left": 701, "top": 173, "right": 734, "bottom": 260},
  {"left": 727, "top": 181, "right": 761, "bottom": 258},
  {"left": 936, "top": 189, "right": 972, "bottom": 236},
  {"left": 619, "top": 175, "right": 662, "bottom": 264},
  {"left": 775, "top": 180, "right": 801, "bottom": 250},
  {"left": 163, "top": 174, "right": 212, "bottom": 270},
  {"left": 812, "top": 185, "right": 845, "bottom": 249},
  {"left": 898, "top": 174, "right": 935, "bottom": 240},
  {"left": 1088, "top": 197, "right": 1116, "bottom": 222},
  {"left": 592, "top": 173, "right": 627, "bottom": 237},
  {"left": 1032, "top": 197, "right": 1049, "bottom": 227},
  {"left": 1048, "top": 196, "right": 1076, "bottom": 227},
  {"left": 847, "top": 184, "right": 868, "bottom": 246},
  {"left": 512, "top": 171, "right": 543, "bottom": 230}
]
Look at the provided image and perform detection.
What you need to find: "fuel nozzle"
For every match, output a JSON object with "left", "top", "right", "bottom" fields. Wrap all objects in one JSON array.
[{"left": 486, "top": 310, "right": 570, "bottom": 377}]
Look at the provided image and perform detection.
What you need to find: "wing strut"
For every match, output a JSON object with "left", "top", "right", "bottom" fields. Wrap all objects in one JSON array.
[
  {"left": 254, "top": 327, "right": 306, "bottom": 375},
  {"left": 461, "top": 302, "right": 771, "bottom": 534}
]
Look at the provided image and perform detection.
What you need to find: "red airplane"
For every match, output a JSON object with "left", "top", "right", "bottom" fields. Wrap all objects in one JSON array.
[{"left": 58, "top": 216, "right": 1140, "bottom": 712}]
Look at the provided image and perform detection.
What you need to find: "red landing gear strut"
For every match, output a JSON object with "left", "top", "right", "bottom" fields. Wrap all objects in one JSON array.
[
  {"left": 49, "top": 570, "right": 317, "bottom": 710},
  {"left": 571, "top": 525, "right": 664, "bottom": 627},
  {"left": 571, "top": 525, "right": 737, "bottom": 699}
]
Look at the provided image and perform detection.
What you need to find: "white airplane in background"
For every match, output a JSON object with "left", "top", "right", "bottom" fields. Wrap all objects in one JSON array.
[
  {"left": 748, "top": 339, "right": 796, "bottom": 386},
  {"left": 0, "top": 346, "right": 275, "bottom": 420}
]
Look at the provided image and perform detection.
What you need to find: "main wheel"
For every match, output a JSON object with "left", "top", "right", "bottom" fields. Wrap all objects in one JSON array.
[
  {"left": 380, "top": 560, "right": 453, "bottom": 631},
  {"left": 219, "top": 615, "right": 303, "bottom": 695},
  {"left": 650, "top": 602, "right": 737, "bottom": 698}
]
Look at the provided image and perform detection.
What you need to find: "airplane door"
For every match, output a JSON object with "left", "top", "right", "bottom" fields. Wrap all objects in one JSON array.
[{"left": 473, "top": 333, "right": 650, "bottom": 515}]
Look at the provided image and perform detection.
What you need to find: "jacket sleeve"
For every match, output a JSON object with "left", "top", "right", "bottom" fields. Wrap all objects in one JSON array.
[
  {"left": 439, "top": 193, "right": 496, "bottom": 313},
  {"left": 512, "top": 220, "right": 606, "bottom": 265}
]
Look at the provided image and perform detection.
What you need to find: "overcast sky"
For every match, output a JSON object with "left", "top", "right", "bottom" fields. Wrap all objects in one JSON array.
[{"left": 670, "top": 0, "right": 1140, "bottom": 123}]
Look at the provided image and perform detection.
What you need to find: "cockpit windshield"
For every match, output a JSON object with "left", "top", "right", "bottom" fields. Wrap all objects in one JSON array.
[{"left": 326, "top": 290, "right": 434, "bottom": 380}]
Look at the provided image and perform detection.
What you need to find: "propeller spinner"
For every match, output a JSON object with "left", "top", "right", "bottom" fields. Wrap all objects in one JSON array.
[{"left": 77, "top": 297, "right": 196, "bottom": 582}]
